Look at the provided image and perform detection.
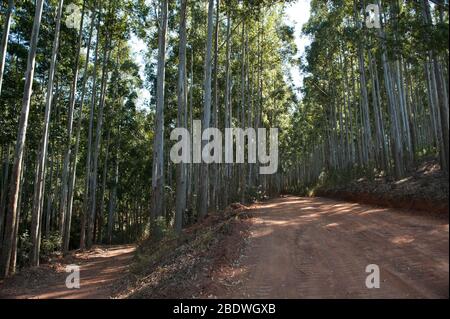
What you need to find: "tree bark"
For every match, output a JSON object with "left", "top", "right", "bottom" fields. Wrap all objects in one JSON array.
[
  {"left": 30, "top": 0, "right": 64, "bottom": 267},
  {"left": 107, "top": 149, "right": 119, "bottom": 244},
  {"left": 175, "top": 0, "right": 188, "bottom": 233},
  {"left": 0, "top": 0, "right": 44, "bottom": 277},
  {"left": 97, "top": 130, "right": 110, "bottom": 243},
  {"left": 64, "top": 5, "right": 96, "bottom": 253},
  {"left": 0, "top": 144, "right": 11, "bottom": 242},
  {"left": 199, "top": 0, "right": 215, "bottom": 219},
  {"left": 223, "top": 8, "right": 231, "bottom": 208},
  {"left": 151, "top": 0, "right": 168, "bottom": 221},
  {"left": 87, "top": 38, "right": 111, "bottom": 249},
  {"left": 59, "top": 0, "right": 86, "bottom": 244},
  {"left": 81, "top": 12, "right": 101, "bottom": 250},
  {"left": 0, "top": 0, "right": 14, "bottom": 95},
  {"left": 211, "top": 0, "right": 220, "bottom": 212}
]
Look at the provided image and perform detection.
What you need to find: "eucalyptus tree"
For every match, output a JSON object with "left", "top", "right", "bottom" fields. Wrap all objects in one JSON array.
[
  {"left": 0, "top": 0, "right": 44, "bottom": 278},
  {"left": 151, "top": 0, "right": 168, "bottom": 220},
  {"left": 199, "top": 0, "right": 215, "bottom": 219},
  {"left": 290, "top": 0, "right": 448, "bottom": 192},
  {"left": 175, "top": 0, "right": 188, "bottom": 233},
  {"left": 59, "top": 0, "right": 87, "bottom": 247},
  {"left": 30, "top": 0, "right": 64, "bottom": 266},
  {"left": 81, "top": 10, "right": 102, "bottom": 249},
  {"left": 64, "top": 1, "right": 96, "bottom": 253},
  {"left": 86, "top": 41, "right": 111, "bottom": 249},
  {"left": 0, "top": 0, "right": 14, "bottom": 95}
]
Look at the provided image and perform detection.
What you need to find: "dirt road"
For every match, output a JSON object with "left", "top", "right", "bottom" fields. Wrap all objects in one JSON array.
[
  {"left": 0, "top": 245, "right": 135, "bottom": 299},
  {"left": 1, "top": 197, "right": 448, "bottom": 299},
  {"left": 223, "top": 196, "right": 449, "bottom": 299}
]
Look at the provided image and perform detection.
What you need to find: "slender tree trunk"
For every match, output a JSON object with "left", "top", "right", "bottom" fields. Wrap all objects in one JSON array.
[
  {"left": 0, "top": 0, "right": 14, "bottom": 95},
  {"left": 175, "top": 0, "right": 188, "bottom": 233},
  {"left": 377, "top": 0, "right": 404, "bottom": 178},
  {"left": 97, "top": 130, "right": 110, "bottom": 243},
  {"left": 256, "top": 17, "right": 262, "bottom": 186},
  {"left": 199, "top": 0, "right": 215, "bottom": 219},
  {"left": 0, "top": 144, "right": 11, "bottom": 242},
  {"left": 107, "top": 150, "right": 119, "bottom": 244},
  {"left": 30, "top": 0, "right": 64, "bottom": 267},
  {"left": 87, "top": 39, "right": 111, "bottom": 249},
  {"left": 59, "top": 0, "right": 86, "bottom": 244},
  {"left": 0, "top": 0, "right": 44, "bottom": 277},
  {"left": 64, "top": 6, "right": 96, "bottom": 253},
  {"left": 368, "top": 51, "right": 388, "bottom": 171},
  {"left": 151, "top": 0, "right": 168, "bottom": 221},
  {"left": 211, "top": 0, "right": 220, "bottom": 212},
  {"left": 223, "top": 9, "right": 231, "bottom": 208},
  {"left": 187, "top": 50, "right": 194, "bottom": 213},
  {"left": 239, "top": 22, "right": 246, "bottom": 202},
  {"left": 81, "top": 12, "right": 101, "bottom": 250},
  {"left": 9, "top": 150, "right": 25, "bottom": 274},
  {"left": 45, "top": 149, "right": 54, "bottom": 236}
]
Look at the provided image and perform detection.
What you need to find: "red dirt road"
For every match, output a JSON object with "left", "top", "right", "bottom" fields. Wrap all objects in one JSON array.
[
  {"left": 1, "top": 197, "right": 448, "bottom": 299},
  {"left": 0, "top": 245, "right": 136, "bottom": 299},
  {"left": 222, "top": 196, "right": 449, "bottom": 299}
]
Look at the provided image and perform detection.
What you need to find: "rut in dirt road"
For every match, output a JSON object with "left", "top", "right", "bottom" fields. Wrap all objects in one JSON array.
[{"left": 225, "top": 196, "right": 449, "bottom": 299}]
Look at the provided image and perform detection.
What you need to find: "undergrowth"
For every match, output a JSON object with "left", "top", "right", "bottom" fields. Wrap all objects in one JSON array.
[{"left": 115, "top": 207, "right": 252, "bottom": 298}]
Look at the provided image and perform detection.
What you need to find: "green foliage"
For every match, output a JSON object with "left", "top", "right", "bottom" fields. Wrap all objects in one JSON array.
[
  {"left": 40, "top": 232, "right": 62, "bottom": 259},
  {"left": 17, "top": 231, "right": 33, "bottom": 268},
  {"left": 16, "top": 231, "right": 62, "bottom": 267},
  {"left": 151, "top": 216, "right": 175, "bottom": 243}
]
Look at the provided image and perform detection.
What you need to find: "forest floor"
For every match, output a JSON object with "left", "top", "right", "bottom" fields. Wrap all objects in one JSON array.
[
  {"left": 0, "top": 196, "right": 448, "bottom": 299},
  {"left": 0, "top": 245, "right": 136, "bottom": 299}
]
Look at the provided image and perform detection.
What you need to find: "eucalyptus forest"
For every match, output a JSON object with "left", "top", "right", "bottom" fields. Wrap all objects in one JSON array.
[{"left": 0, "top": 0, "right": 448, "bottom": 300}]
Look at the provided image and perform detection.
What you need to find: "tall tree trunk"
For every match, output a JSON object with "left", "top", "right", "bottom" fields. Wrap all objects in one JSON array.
[
  {"left": 107, "top": 149, "right": 119, "bottom": 244},
  {"left": 0, "top": 0, "right": 44, "bottom": 277},
  {"left": 377, "top": 0, "right": 404, "bottom": 178},
  {"left": 199, "top": 0, "right": 215, "bottom": 219},
  {"left": 87, "top": 39, "right": 111, "bottom": 249},
  {"left": 421, "top": 0, "right": 449, "bottom": 171},
  {"left": 354, "top": 0, "right": 372, "bottom": 166},
  {"left": 10, "top": 151, "right": 24, "bottom": 274},
  {"left": 59, "top": 0, "right": 86, "bottom": 245},
  {"left": 64, "top": 5, "right": 96, "bottom": 253},
  {"left": 97, "top": 130, "right": 110, "bottom": 243},
  {"left": 211, "top": 0, "right": 220, "bottom": 212},
  {"left": 256, "top": 16, "right": 262, "bottom": 186},
  {"left": 81, "top": 12, "right": 101, "bottom": 250},
  {"left": 151, "top": 0, "right": 168, "bottom": 221},
  {"left": 187, "top": 50, "right": 194, "bottom": 213},
  {"left": 30, "top": 0, "right": 64, "bottom": 267},
  {"left": 239, "top": 22, "right": 246, "bottom": 202},
  {"left": 175, "top": 0, "right": 188, "bottom": 233},
  {"left": 223, "top": 9, "right": 231, "bottom": 208},
  {"left": 0, "top": 0, "right": 14, "bottom": 95},
  {"left": 0, "top": 144, "right": 11, "bottom": 242},
  {"left": 45, "top": 149, "right": 54, "bottom": 236},
  {"left": 368, "top": 50, "right": 388, "bottom": 171}
]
